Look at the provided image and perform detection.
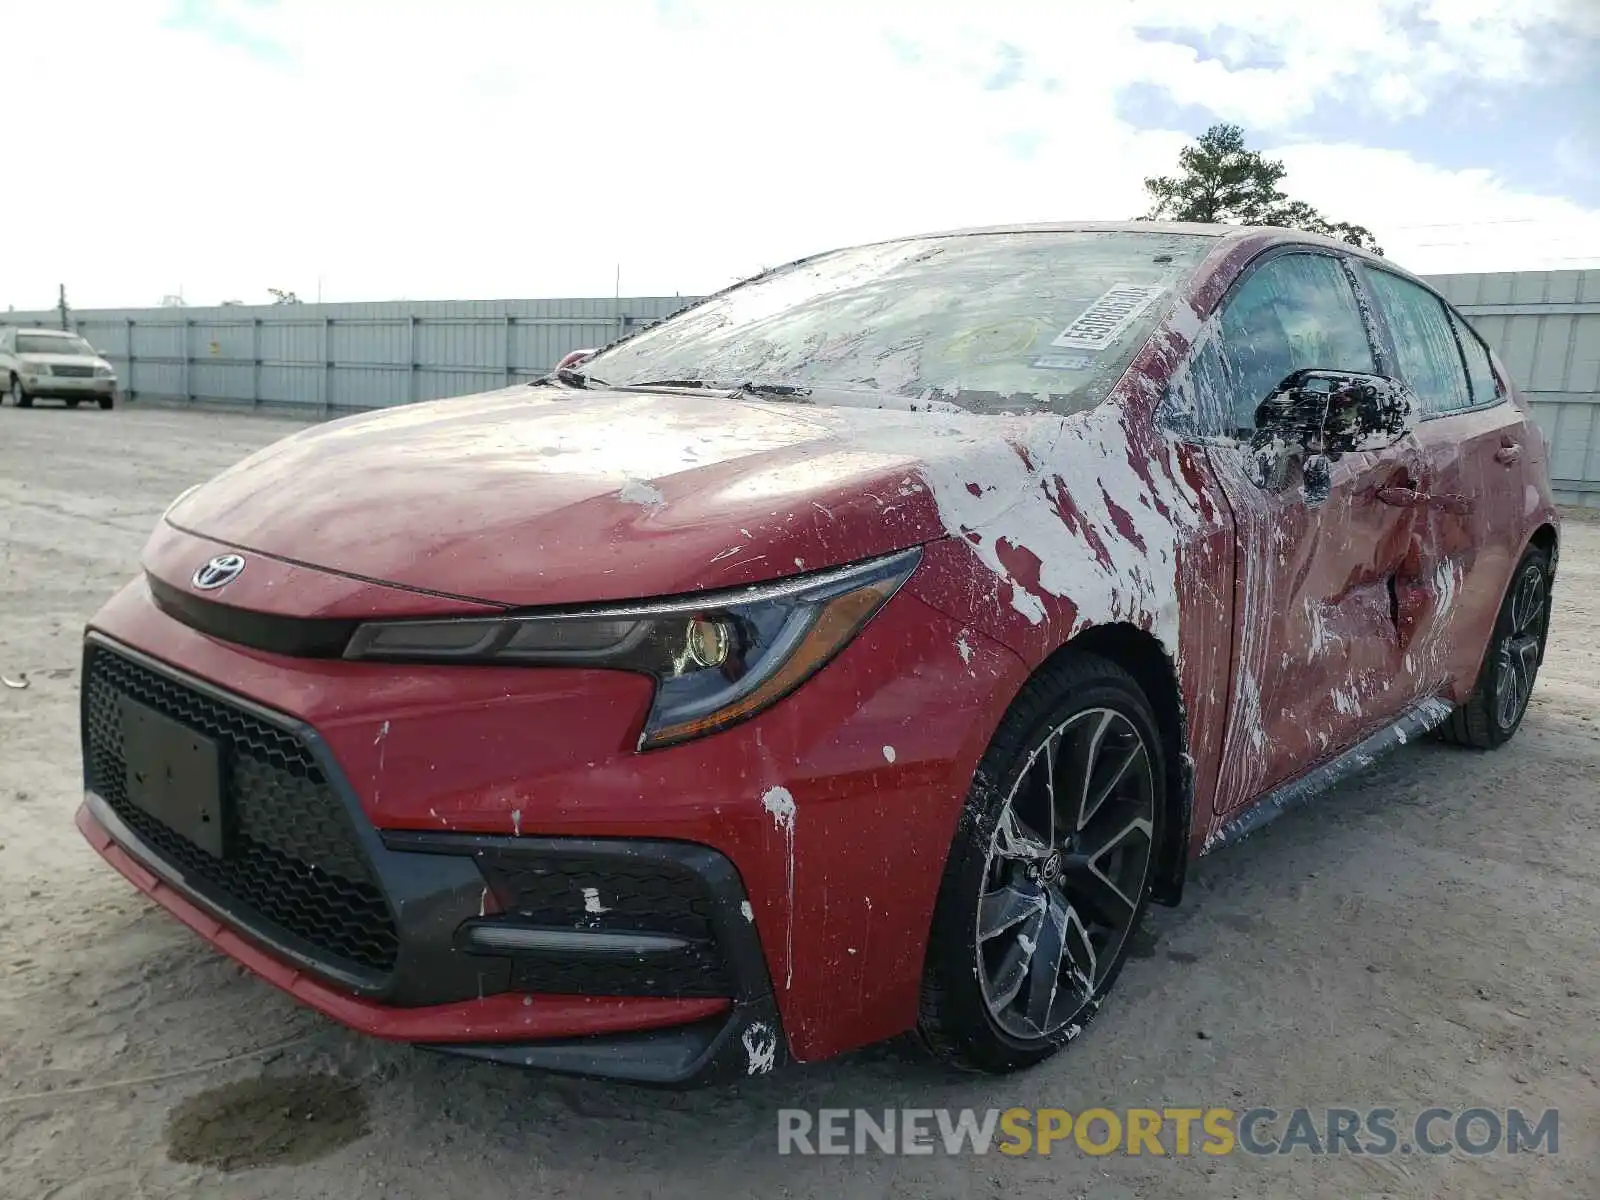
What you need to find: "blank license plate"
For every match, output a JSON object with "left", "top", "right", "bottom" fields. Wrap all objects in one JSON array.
[{"left": 119, "top": 696, "right": 227, "bottom": 858}]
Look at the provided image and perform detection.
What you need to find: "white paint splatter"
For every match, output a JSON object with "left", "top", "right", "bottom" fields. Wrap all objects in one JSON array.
[
  {"left": 739, "top": 900, "right": 754, "bottom": 922},
  {"left": 742, "top": 1022, "right": 778, "bottom": 1075},
  {"left": 954, "top": 634, "right": 973, "bottom": 664},
  {"left": 882, "top": 745, "right": 896, "bottom": 764},
  {"left": 1330, "top": 686, "right": 1361, "bottom": 717},
  {"left": 582, "top": 887, "right": 608, "bottom": 914},
  {"left": 762, "top": 785, "right": 796, "bottom": 830},
  {"left": 511, "top": 808, "right": 522, "bottom": 836},
  {"left": 915, "top": 405, "right": 1202, "bottom": 640},
  {"left": 1304, "top": 597, "right": 1334, "bottom": 662},
  {"left": 617, "top": 478, "right": 665, "bottom": 508},
  {"left": 762, "top": 786, "right": 797, "bottom": 990},
  {"left": 372, "top": 721, "right": 391, "bottom": 807}
]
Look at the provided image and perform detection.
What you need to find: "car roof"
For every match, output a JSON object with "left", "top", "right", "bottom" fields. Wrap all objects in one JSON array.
[
  {"left": 12, "top": 327, "right": 78, "bottom": 335},
  {"left": 825, "top": 220, "right": 1387, "bottom": 266},
  {"left": 903, "top": 219, "right": 1239, "bottom": 240}
]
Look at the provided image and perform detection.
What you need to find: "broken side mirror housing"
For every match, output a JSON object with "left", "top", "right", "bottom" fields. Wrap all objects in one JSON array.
[
  {"left": 1247, "top": 369, "right": 1419, "bottom": 501},
  {"left": 555, "top": 348, "right": 598, "bottom": 371}
]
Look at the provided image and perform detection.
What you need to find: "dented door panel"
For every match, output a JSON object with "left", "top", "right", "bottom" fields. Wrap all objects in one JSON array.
[
  {"left": 1205, "top": 440, "right": 1424, "bottom": 814},
  {"left": 1397, "top": 403, "right": 1528, "bottom": 701}
]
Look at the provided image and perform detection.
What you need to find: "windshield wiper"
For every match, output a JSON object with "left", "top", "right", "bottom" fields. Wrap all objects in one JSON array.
[
  {"left": 737, "top": 382, "right": 812, "bottom": 401},
  {"left": 619, "top": 378, "right": 813, "bottom": 402}
]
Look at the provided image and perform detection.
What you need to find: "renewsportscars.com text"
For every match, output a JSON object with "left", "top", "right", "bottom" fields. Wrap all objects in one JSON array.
[{"left": 776, "top": 1107, "right": 1559, "bottom": 1157}]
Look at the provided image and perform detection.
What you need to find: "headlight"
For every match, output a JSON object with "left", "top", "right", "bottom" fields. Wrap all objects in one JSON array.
[
  {"left": 344, "top": 548, "right": 921, "bottom": 748},
  {"left": 25, "top": 363, "right": 51, "bottom": 377},
  {"left": 95, "top": 365, "right": 115, "bottom": 378}
]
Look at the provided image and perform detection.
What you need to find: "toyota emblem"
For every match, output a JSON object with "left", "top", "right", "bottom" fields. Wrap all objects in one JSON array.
[{"left": 192, "top": 553, "right": 246, "bottom": 590}]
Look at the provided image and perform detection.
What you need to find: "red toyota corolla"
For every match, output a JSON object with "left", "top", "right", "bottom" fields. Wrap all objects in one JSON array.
[{"left": 79, "top": 222, "right": 1558, "bottom": 1084}]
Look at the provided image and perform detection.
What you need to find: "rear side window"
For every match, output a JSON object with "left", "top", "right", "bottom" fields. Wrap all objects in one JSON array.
[
  {"left": 1364, "top": 269, "right": 1472, "bottom": 415},
  {"left": 1448, "top": 309, "right": 1502, "bottom": 405},
  {"left": 1216, "top": 253, "right": 1376, "bottom": 431}
]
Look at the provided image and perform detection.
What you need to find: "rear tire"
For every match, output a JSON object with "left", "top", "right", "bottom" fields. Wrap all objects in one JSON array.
[
  {"left": 1439, "top": 546, "right": 1552, "bottom": 749},
  {"left": 918, "top": 652, "right": 1166, "bottom": 1074},
  {"left": 66, "top": 398, "right": 81, "bottom": 409}
]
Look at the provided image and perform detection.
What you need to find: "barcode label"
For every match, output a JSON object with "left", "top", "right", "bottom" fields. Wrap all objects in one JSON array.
[{"left": 1050, "top": 285, "right": 1166, "bottom": 351}]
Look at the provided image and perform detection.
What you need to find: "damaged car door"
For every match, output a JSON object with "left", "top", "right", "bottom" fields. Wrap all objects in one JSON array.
[
  {"left": 1355, "top": 266, "right": 1534, "bottom": 699},
  {"left": 1197, "top": 249, "right": 1427, "bottom": 813}
]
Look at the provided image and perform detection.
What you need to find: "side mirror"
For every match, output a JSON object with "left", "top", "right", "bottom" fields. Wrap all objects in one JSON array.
[
  {"left": 555, "top": 348, "right": 598, "bottom": 371},
  {"left": 1247, "top": 369, "right": 1419, "bottom": 502}
]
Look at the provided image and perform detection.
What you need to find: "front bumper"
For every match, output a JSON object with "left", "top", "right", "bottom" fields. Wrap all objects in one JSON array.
[
  {"left": 22, "top": 373, "right": 114, "bottom": 397},
  {"left": 79, "top": 634, "right": 788, "bottom": 1084}
]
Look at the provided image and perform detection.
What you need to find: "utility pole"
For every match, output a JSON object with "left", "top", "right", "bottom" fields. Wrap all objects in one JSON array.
[{"left": 57, "top": 284, "right": 70, "bottom": 330}]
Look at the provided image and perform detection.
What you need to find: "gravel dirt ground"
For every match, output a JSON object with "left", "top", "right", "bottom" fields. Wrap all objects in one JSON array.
[{"left": 2, "top": 405, "right": 1596, "bottom": 1199}]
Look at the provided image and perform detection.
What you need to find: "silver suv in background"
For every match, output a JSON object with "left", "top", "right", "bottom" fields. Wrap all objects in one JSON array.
[{"left": 1, "top": 327, "right": 117, "bottom": 409}]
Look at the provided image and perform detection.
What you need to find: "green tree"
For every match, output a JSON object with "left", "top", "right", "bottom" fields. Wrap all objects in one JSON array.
[{"left": 1140, "top": 123, "right": 1383, "bottom": 255}]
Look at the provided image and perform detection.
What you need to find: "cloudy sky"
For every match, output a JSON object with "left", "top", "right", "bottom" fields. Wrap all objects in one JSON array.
[{"left": 6, "top": 0, "right": 1599, "bottom": 308}]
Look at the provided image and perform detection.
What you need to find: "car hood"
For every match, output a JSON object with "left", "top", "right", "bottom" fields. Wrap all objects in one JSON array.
[{"left": 162, "top": 385, "right": 1041, "bottom": 607}]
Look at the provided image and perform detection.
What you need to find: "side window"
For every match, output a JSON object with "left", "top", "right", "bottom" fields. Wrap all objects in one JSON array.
[
  {"left": 1217, "top": 253, "right": 1376, "bottom": 432},
  {"left": 1447, "top": 308, "right": 1502, "bottom": 406},
  {"left": 1363, "top": 269, "right": 1472, "bottom": 415}
]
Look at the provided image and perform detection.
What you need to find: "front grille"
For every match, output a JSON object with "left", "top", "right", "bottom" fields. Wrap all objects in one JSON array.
[
  {"left": 52, "top": 364, "right": 96, "bottom": 378},
  {"left": 83, "top": 644, "right": 398, "bottom": 975},
  {"left": 477, "top": 851, "right": 734, "bottom": 997}
]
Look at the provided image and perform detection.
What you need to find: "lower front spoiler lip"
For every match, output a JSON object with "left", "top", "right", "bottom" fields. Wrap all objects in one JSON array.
[
  {"left": 420, "top": 991, "right": 789, "bottom": 1086},
  {"left": 76, "top": 801, "right": 784, "bottom": 1085}
]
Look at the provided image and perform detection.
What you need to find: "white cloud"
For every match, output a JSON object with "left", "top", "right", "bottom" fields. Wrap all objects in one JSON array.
[
  {"left": 1274, "top": 144, "right": 1600, "bottom": 272},
  {"left": 3, "top": 0, "right": 1596, "bottom": 310}
]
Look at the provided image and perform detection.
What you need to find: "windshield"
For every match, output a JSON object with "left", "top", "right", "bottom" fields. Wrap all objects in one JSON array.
[
  {"left": 580, "top": 231, "right": 1212, "bottom": 414},
  {"left": 19, "top": 334, "right": 97, "bottom": 356}
]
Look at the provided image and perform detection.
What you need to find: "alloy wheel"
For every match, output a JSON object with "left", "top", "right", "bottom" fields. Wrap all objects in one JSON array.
[
  {"left": 1494, "top": 562, "right": 1547, "bottom": 730},
  {"left": 976, "top": 707, "right": 1156, "bottom": 1039}
]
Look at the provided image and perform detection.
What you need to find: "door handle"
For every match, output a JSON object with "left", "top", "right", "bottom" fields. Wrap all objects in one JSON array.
[
  {"left": 1376, "top": 486, "right": 1430, "bottom": 508},
  {"left": 1494, "top": 440, "right": 1521, "bottom": 465}
]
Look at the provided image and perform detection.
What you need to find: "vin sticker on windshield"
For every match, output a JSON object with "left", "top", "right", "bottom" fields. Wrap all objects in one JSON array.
[{"left": 1050, "top": 284, "right": 1167, "bottom": 351}]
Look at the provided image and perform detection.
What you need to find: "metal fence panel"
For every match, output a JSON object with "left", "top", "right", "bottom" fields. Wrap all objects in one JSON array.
[
  {"left": 6, "top": 270, "right": 1598, "bottom": 505},
  {"left": 2, "top": 296, "right": 695, "bottom": 415},
  {"left": 1426, "top": 269, "right": 1599, "bottom": 508}
]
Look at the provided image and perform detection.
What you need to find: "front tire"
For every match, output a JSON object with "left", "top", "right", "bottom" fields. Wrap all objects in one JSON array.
[
  {"left": 98, "top": 394, "right": 115, "bottom": 410},
  {"left": 918, "top": 652, "right": 1165, "bottom": 1073},
  {"left": 66, "top": 398, "right": 81, "bottom": 409},
  {"left": 9, "top": 376, "right": 30, "bottom": 408},
  {"left": 1439, "top": 546, "right": 1552, "bottom": 749}
]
